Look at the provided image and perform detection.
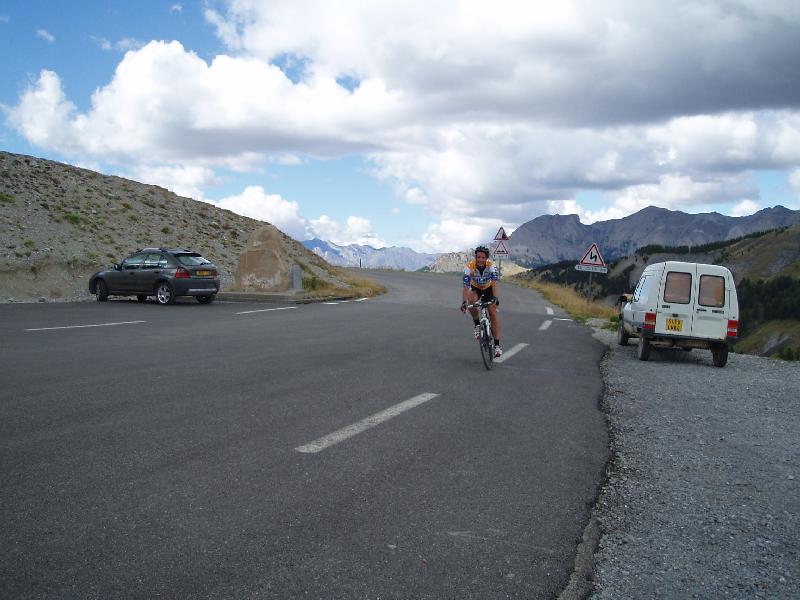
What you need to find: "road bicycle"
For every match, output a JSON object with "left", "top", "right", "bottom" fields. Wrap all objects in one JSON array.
[{"left": 465, "top": 299, "right": 496, "bottom": 370}]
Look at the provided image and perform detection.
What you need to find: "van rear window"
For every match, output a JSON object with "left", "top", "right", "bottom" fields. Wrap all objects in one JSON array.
[
  {"left": 699, "top": 275, "right": 725, "bottom": 307},
  {"left": 664, "top": 271, "right": 692, "bottom": 303}
]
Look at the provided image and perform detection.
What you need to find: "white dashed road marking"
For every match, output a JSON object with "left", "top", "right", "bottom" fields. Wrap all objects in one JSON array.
[
  {"left": 236, "top": 306, "right": 298, "bottom": 315},
  {"left": 494, "top": 343, "right": 529, "bottom": 363},
  {"left": 295, "top": 392, "right": 440, "bottom": 453},
  {"left": 546, "top": 306, "right": 554, "bottom": 315},
  {"left": 25, "top": 321, "right": 147, "bottom": 332},
  {"left": 539, "top": 320, "right": 552, "bottom": 331}
]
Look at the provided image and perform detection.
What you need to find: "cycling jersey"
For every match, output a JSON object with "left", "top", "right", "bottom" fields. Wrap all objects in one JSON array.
[{"left": 463, "top": 259, "right": 498, "bottom": 290}]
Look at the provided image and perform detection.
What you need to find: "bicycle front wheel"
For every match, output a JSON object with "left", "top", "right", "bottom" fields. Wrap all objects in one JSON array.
[{"left": 479, "top": 322, "right": 494, "bottom": 370}]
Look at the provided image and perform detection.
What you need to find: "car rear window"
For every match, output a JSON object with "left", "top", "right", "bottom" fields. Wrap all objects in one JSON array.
[
  {"left": 664, "top": 271, "right": 692, "bottom": 304},
  {"left": 174, "top": 253, "right": 210, "bottom": 266},
  {"left": 699, "top": 274, "right": 725, "bottom": 307}
]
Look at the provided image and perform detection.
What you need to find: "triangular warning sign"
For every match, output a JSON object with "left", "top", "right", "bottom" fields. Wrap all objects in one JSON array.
[
  {"left": 494, "top": 227, "right": 509, "bottom": 241},
  {"left": 579, "top": 243, "right": 606, "bottom": 267},
  {"left": 493, "top": 240, "right": 509, "bottom": 255}
]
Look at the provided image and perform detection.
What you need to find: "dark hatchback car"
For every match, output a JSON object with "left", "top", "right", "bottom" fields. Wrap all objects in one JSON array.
[{"left": 89, "top": 248, "right": 220, "bottom": 305}]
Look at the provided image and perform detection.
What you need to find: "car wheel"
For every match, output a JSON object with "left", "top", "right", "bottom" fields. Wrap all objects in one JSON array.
[
  {"left": 617, "top": 320, "right": 629, "bottom": 346},
  {"left": 95, "top": 280, "right": 108, "bottom": 302},
  {"left": 155, "top": 281, "right": 176, "bottom": 305},
  {"left": 196, "top": 294, "right": 215, "bottom": 304},
  {"left": 137, "top": 295, "right": 147, "bottom": 303},
  {"left": 637, "top": 337, "right": 651, "bottom": 361},
  {"left": 712, "top": 342, "right": 728, "bottom": 368}
]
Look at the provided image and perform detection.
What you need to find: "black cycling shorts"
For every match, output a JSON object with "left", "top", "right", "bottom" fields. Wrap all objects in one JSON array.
[{"left": 470, "top": 286, "right": 495, "bottom": 303}]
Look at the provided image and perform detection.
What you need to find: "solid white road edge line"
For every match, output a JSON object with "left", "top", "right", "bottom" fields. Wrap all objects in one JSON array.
[
  {"left": 494, "top": 343, "right": 529, "bottom": 363},
  {"left": 546, "top": 306, "right": 554, "bottom": 315},
  {"left": 295, "top": 392, "right": 440, "bottom": 454},
  {"left": 539, "top": 320, "right": 553, "bottom": 330},
  {"left": 236, "top": 306, "right": 298, "bottom": 315},
  {"left": 25, "top": 320, "right": 147, "bottom": 332}
]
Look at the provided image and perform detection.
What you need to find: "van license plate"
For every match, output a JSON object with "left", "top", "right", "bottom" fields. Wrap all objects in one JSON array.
[{"left": 666, "top": 318, "right": 683, "bottom": 332}]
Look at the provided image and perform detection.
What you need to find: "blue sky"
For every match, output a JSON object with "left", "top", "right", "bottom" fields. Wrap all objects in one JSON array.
[{"left": 2, "top": 1, "right": 800, "bottom": 252}]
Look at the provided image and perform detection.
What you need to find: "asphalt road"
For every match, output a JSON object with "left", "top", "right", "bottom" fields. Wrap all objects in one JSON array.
[{"left": 1, "top": 270, "right": 608, "bottom": 599}]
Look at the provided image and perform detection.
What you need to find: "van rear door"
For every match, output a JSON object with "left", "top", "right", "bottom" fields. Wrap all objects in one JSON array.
[
  {"left": 657, "top": 265, "right": 695, "bottom": 336},
  {"left": 691, "top": 264, "right": 729, "bottom": 340}
]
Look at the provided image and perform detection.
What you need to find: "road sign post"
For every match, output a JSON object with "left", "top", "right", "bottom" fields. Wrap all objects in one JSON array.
[
  {"left": 493, "top": 227, "right": 510, "bottom": 277},
  {"left": 575, "top": 243, "right": 607, "bottom": 301}
]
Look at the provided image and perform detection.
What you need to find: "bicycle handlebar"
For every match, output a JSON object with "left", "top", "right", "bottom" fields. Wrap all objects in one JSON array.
[{"left": 464, "top": 299, "right": 497, "bottom": 309}]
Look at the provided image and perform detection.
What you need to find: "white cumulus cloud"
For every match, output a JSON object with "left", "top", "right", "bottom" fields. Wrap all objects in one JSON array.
[
  {"left": 730, "top": 199, "right": 761, "bottom": 217},
  {"left": 211, "top": 186, "right": 307, "bottom": 240},
  {"left": 308, "top": 214, "right": 386, "bottom": 247},
  {"left": 5, "top": 1, "right": 800, "bottom": 251}
]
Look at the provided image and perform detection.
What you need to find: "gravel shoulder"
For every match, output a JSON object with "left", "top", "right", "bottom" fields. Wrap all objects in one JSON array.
[{"left": 585, "top": 326, "right": 799, "bottom": 599}]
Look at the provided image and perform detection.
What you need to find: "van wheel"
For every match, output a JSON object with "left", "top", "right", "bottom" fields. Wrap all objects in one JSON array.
[
  {"left": 712, "top": 343, "right": 729, "bottom": 368},
  {"left": 617, "top": 321, "right": 629, "bottom": 346},
  {"left": 637, "top": 337, "right": 651, "bottom": 361}
]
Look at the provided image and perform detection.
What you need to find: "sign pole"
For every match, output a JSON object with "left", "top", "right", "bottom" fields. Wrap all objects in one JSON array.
[
  {"left": 575, "top": 242, "right": 607, "bottom": 302},
  {"left": 493, "top": 227, "right": 510, "bottom": 276}
]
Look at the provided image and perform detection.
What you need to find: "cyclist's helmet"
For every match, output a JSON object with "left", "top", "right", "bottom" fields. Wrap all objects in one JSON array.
[{"left": 475, "top": 245, "right": 490, "bottom": 257}]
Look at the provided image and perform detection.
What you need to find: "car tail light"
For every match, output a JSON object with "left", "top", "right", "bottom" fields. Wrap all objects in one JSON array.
[
  {"left": 727, "top": 319, "right": 739, "bottom": 338},
  {"left": 175, "top": 267, "right": 190, "bottom": 279},
  {"left": 212, "top": 270, "right": 218, "bottom": 278},
  {"left": 643, "top": 312, "right": 656, "bottom": 331}
]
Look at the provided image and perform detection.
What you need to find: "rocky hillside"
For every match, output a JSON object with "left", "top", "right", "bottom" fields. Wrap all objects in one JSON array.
[
  {"left": 0, "top": 151, "right": 349, "bottom": 301},
  {"left": 508, "top": 205, "right": 800, "bottom": 267}
]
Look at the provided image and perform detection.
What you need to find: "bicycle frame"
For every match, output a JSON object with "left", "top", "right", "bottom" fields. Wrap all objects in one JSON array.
[{"left": 466, "top": 299, "right": 496, "bottom": 370}]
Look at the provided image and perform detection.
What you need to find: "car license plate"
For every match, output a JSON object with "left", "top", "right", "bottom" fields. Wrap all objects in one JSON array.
[
  {"left": 666, "top": 318, "right": 683, "bottom": 332},
  {"left": 197, "top": 270, "right": 211, "bottom": 276}
]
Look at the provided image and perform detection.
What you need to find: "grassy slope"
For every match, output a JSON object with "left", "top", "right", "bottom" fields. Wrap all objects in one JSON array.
[
  {"left": 510, "top": 278, "right": 617, "bottom": 322},
  {"left": 733, "top": 320, "right": 800, "bottom": 357}
]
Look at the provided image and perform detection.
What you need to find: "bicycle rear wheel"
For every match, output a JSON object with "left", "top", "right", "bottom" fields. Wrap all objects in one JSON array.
[{"left": 479, "top": 321, "right": 494, "bottom": 370}]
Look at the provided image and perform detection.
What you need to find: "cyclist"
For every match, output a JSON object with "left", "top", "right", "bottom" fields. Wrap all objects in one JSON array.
[{"left": 460, "top": 245, "right": 502, "bottom": 356}]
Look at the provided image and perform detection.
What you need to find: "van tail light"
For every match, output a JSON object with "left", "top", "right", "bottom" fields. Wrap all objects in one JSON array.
[
  {"left": 643, "top": 312, "right": 656, "bottom": 331},
  {"left": 727, "top": 319, "right": 739, "bottom": 338},
  {"left": 175, "top": 267, "right": 190, "bottom": 279}
]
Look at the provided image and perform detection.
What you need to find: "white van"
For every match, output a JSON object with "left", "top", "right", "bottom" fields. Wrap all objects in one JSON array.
[{"left": 618, "top": 261, "right": 739, "bottom": 367}]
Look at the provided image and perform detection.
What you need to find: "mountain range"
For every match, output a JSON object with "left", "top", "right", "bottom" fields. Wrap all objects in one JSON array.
[
  {"left": 302, "top": 238, "right": 438, "bottom": 271},
  {"left": 313, "top": 204, "right": 800, "bottom": 273},
  {"left": 508, "top": 205, "right": 800, "bottom": 267}
]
